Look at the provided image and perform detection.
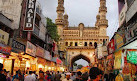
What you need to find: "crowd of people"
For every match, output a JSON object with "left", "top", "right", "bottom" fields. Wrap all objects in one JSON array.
[
  {"left": 2, "top": 63, "right": 137, "bottom": 81},
  {"left": 0, "top": 63, "right": 103, "bottom": 81}
]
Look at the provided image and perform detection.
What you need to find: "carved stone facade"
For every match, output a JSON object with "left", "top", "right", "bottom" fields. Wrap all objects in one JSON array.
[{"left": 56, "top": 0, "right": 109, "bottom": 65}]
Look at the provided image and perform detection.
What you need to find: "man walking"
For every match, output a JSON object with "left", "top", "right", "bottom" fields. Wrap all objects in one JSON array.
[{"left": 24, "top": 71, "right": 36, "bottom": 81}]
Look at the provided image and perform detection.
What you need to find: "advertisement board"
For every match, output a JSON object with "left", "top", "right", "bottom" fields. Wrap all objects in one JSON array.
[
  {"left": 26, "top": 41, "right": 36, "bottom": 56},
  {"left": 114, "top": 50, "right": 122, "bottom": 69},
  {"left": 36, "top": 45, "right": 44, "bottom": 58},
  {"left": 23, "top": 0, "right": 37, "bottom": 31},
  {"left": 115, "top": 33, "right": 124, "bottom": 50},
  {"left": 0, "top": 29, "right": 9, "bottom": 45}
]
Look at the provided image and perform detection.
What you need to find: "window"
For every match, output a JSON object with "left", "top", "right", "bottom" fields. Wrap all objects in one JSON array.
[
  {"left": 75, "top": 42, "right": 78, "bottom": 46},
  {"left": 84, "top": 42, "right": 87, "bottom": 46}
]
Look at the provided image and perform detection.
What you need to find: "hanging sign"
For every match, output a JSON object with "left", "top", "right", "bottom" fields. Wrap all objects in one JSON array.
[{"left": 23, "top": 0, "right": 37, "bottom": 31}]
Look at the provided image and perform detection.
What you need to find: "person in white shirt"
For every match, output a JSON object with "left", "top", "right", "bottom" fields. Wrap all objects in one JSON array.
[
  {"left": 60, "top": 72, "right": 65, "bottom": 80},
  {"left": 62, "top": 72, "right": 72, "bottom": 81},
  {"left": 24, "top": 71, "right": 36, "bottom": 81}
]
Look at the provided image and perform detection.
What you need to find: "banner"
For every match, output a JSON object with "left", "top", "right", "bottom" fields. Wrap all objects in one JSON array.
[
  {"left": 0, "top": 29, "right": 9, "bottom": 45},
  {"left": 115, "top": 33, "right": 124, "bottom": 50},
  {"left": 23, "top": 0, "right": 37, "bottom": 31}
]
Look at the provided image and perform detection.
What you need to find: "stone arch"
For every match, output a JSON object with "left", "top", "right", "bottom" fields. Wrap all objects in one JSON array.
[{"left": 71, "top": 54, "right": 91, "bottom": 69}]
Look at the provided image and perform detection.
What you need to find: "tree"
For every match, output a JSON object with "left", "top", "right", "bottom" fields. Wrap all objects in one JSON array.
[
  {"left": 46, "top": 17, "right": 60, "bottom": 42},
  {"left": 77, "top": 64, "right": 83, "bottom": 69}
]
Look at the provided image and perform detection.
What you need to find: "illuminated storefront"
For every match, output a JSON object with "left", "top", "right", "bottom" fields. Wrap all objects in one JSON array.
[
  {"left": 0, "top": 39, "right": 12, "bottom": 73},
  {"left": 37, "top": 57, "right": 46, "bottom": 71}
]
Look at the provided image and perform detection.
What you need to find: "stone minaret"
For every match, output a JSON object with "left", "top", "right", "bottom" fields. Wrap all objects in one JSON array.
[
  {"left": 55, "top": 0, "right": 64, "bottom": 36},
  {"left": 95, "top": 14, "right": 100, "bottom": 28},
  {"left": 98, "top": 0, "right": 108, "bottom": 36},
  {"left": 64, "top": 13, "right": 69, "bottom": 29}
]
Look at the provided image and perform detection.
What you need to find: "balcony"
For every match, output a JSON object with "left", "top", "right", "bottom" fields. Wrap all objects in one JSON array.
[
  {"left": 99, "top": 19, "right": 108, "bottom": 26},
  {"left": 99, "top": 6, "right": 107, "bottom": 12},
  {"left": 55, "top": 19, "right": 64, "bottom": 25},
  {"left": 32, "top": 24, "right": 40, "bottom": 37},
  {"left": 67, "top": 46, "right": 95, "bottom": 49}
]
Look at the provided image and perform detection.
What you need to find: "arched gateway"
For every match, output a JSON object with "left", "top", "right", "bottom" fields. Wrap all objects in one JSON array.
[
  {"left": 55, "top": 0, "right": 109, "bottom": 69},
  {"left": 71, "top": 54, "right": 91, "bottom": 68}
]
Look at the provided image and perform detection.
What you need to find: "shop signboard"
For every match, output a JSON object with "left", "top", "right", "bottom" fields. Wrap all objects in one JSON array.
[
  {"left": 36, "top": 45, "right": 44, "bottom": 58},
  {"left": 0, "top": 29, "right": 9, "bottom": 45},
  {"left": 26, "top": 41, "right": 36, "bottom": 57},
  {"left": 108, "top": 39, "right": 115, "bottom": 54},
  {"left": 114, "top": 33, "right": 124, "bottom": 50},
  {"left": 0, "top": 43, "right": 11, "bottom": 55},
  {"left": 119, "top": 5, "right": 126, "bottom": 27},
  {"left": 23, "top": 0, "right": 37, "bottom": 31},
  {"left": 114, "top": 50, "right": 122, "bottom": 69},
  {"left": 127, "top": 50, "right": 137, "bottom": 64},
  {"left": 44, "top": 50, "right": 51, "bottom": 61},
  {"left": 12, "top": 39, "right": 26, "bottom": 53}
]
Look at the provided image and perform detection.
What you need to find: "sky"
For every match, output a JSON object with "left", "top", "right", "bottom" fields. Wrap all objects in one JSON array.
[
  {"left": 38, "top": 0, "right": 119, "bottom": 65},
  {"left": 75, "top": 59, "right": 89, "bottom": 66}
]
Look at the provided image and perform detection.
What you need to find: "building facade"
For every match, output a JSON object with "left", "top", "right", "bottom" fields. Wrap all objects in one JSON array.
[
  {"left": 56, "top": 0, "right": 109, "bottom": 67},
  {"left": 0, "top": 0, "right": 66, "bottom": 75}
]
